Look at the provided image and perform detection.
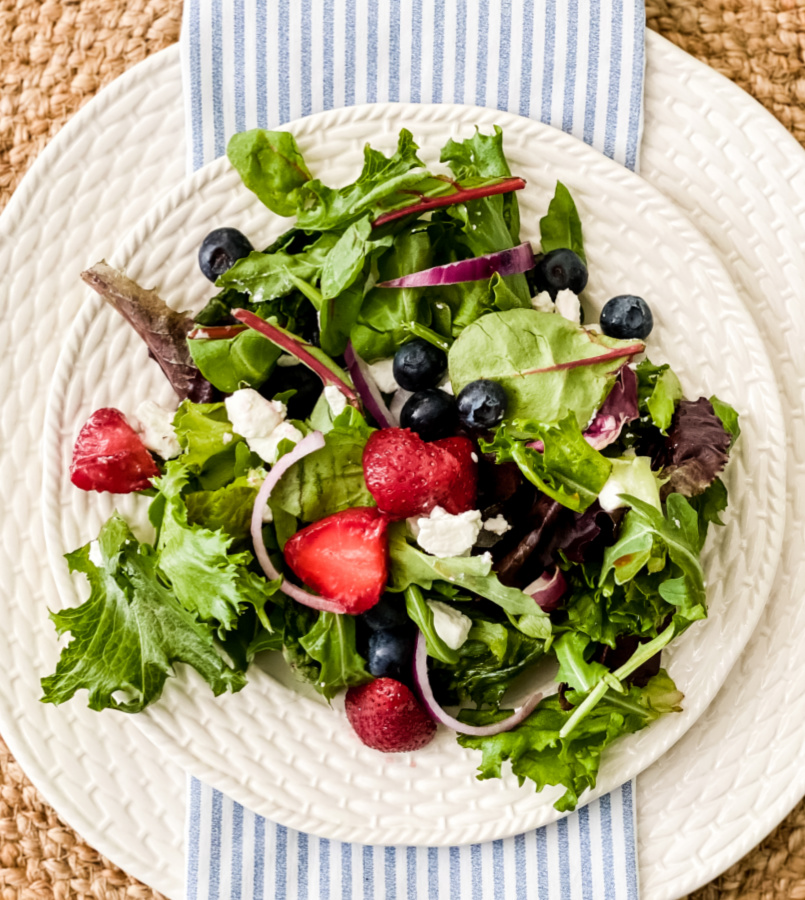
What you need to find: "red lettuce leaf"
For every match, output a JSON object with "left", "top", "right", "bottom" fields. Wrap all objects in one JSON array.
[
  {"left": 584, "top": 365, "right": 639, "bottom": 450},
  {"left": 82, "top": 262, "right": 216, "bottom": 403},
  {"left": 656, "top": 398, "right": 731, "bottom": 497}
]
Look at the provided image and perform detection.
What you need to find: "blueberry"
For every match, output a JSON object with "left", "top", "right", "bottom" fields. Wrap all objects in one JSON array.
[
  {"left": 456, "top": 379, "right": 508, "bottom": 430},
  {"left": 392, "top": 338, "right": 447, "bottom": 391},
  {"left": 600, "top": 295, "right": 654, "bottom": 340},
  {"left": 367, "top": 629, "right": 414, "bottom": 679},
  {"left": 534, "top": 248, "right": 588, "bottom": 299},
  {"left": 199, "top": 227, "right": 254, "bottom": 282},
  {"left": 400, "top": 389, "right": 457, "bottom": 441},
  {"left": 362, "top": 595, "right": 409, "bottom": 631}
]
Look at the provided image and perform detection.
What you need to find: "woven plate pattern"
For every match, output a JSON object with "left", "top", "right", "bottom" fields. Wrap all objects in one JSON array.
[{"left": 41, "top": 102, "right": 785, "bottom": 846}]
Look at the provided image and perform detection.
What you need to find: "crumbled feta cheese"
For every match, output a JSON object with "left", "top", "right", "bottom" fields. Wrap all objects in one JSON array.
[
  {"left": 260, "top": 422, "right": 304, "bottom": 465},
  {"left": 555, "top": 289, "right": 581, "bottom": 322},
  {"left": 470, "top": 452, "right": 478, "bottom": 463},
  {"left": 261, "top": 502, "right": 274, "bottom": 523},
  {"left": 135, "top": 400, "right": 181, "bottom": 460},
  {"left": 88, "top": 541, "right": 103, "bottom": 567},
  {"left": 483, "top": 514, "right": 511, "bottom": 536},
  {"left": 438, "top": 376, "right": 454, "bottom": 396},
  {"left": 530, "top": 291, "right": 556, "bottom": 313},
  {"left": 367, "top": 358, "right": 399, "bottom": 394},
  {"left": 277, "top": 354, "right": 301, "bottom": 367},
  {"left": 406, "top": 517, "right": 421, "bottom": 539},
  {"left": 389, "top": 388, "right": 413, "bottom": 421},
  {"left": 426, "top": 600, "right": 473, "bottom": 650},
  {"left": 222, "top": 432, "right": 233, "bottom": 444},
  {"left": 224, "top": 388, "right": 287, "bottom": 463},
  {"left": 324, "top": 384, "right": 347, "bottom": 417},
  {"left": 415, "top": 506, "right": 483, "bottom": 558}
]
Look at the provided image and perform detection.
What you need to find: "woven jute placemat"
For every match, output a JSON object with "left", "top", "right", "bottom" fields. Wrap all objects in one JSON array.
[{"left": 2, "top": 1, "right": 804, "bottom": 897}]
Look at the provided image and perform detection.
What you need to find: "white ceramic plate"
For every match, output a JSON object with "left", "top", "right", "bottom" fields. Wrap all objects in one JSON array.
[
  {"left": 1, "top": 32, "right": 804, "bottom": 899},
  {"left": 41, "top": 101, "right": 784, "bottom": 846}
]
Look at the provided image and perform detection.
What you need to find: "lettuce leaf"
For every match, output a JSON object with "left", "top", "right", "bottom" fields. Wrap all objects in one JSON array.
[
  {"left": 482, "top": 415, "right": 612, "bottom": 512},
  {"left": 635, "top": 359, "right": 683, "bottom": 434},
  {"left": 41, "top": 515, "right": 246, "bottom": 712},
  {"left": 539, "top": 181, "right": 586, "bottom": 265},
  {"left": 187, "top": 328, "right": 283, "bottom": 393},
  {"left": 386, "top": 525, "right": 551, "bottom": 637},
  {"left": 448, "top": 309, "right": 643, "bottom": 427},
  {"left": 154, "top": 462, "right": 280, "bottom": 631},
  {"left": 457, "top": 670, "right": 682, "bottom": 811},
  {"left": 270, "top": 410, "right": 376, "bottom": 522}
]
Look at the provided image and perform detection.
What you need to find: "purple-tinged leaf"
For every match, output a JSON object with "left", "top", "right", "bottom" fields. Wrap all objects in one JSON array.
[{"left": 584, "top": 365, "right": 639, "bottom": 450}]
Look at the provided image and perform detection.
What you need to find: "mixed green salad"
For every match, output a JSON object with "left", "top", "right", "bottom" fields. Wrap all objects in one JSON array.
[{"left": 44, "top": 126, "right": 739, "bottom": 811}]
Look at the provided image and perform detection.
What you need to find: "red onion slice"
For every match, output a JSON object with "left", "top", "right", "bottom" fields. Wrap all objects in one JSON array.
[
  {"left": 250, "top": 430, "right": 346, "bottom": 614},
  {"left": 344, "top": 342, "right": 395, "bottom": 428},
  {"left": 378, "top": 243, "right": 535, "bottom": 289},
  {"left": 523, "top": 567, "right": 567, "bottom": 612},
  {"left": 412, "top": 631, "right": 542, "bottom": 736}
]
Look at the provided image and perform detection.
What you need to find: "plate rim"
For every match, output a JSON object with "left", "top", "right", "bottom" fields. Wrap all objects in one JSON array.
[{"left": 42, "top": 98, "right": 786, "bottom": 846}]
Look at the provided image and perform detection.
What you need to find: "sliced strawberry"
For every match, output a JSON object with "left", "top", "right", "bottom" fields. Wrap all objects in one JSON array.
[
  {"left": 284, "top": 507, "right": 388, "bottom": 615},
  {"left": 70, "top": 408, "right": 160, "bottom": 494},
  {"left": 432, "top": 436, "right": 478, "bottom": 514},
  {"left": 362, "top": 428, "right": 478, "bottom": 519},
  {"left": 345, "top": 677, "right": 436, "bottom": 752}
]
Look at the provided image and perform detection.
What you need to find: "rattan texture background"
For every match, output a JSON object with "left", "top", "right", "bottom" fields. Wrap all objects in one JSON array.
[{"left": 1, "top": 0, "right": 805, "bottom": 898}]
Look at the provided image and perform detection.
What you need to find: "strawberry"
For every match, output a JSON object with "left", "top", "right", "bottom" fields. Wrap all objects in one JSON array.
[
  {"left": 70, "top": 408, "right": 160, "bottom": 494},
  {"left": 284, "top": 507, "right": 389, "bottom": 614},
  {"left": 345, "top": 677, "right": 436, "bottom": 752},
  {"left": 362, "top": 428, "right": 477, "bottom": 519},
  {"left": 431, "top": 436, "right": 478, "bottom": 515}
]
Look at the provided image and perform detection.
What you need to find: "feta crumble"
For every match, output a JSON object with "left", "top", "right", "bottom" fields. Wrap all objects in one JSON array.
[
  {"left": 426, "top": 600, "right": 473, "bottom": 650},
  {"left": 224, "top": 388, "right": 288, "bottom": 463},
  {"left": 367, "top": 358, "right": 399, "bottom": 394},
  {"left": 135, "top": 400, "right": 181, "bottom": 460},
  {"left": 324, "top": 384, "right": 347, "bottom": 417},
  {"left": 483, "top": 514, "right": 511, "bottom": 536},
  {"left": 260, "top": 421, "right": 304, "bottom": 465},
  {"left": 555, "top": 289, "right": 582, "bottom": 323},
  {"left": 415, "top": 506, "right": 483, "bottom": 558},
  {"left": 530, "top": 291, "right": 555, "bottom": 313}
]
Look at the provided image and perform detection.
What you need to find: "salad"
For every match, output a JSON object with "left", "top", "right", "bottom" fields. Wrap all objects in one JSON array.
[{"left": 43, "top": 126, "right": 739, "bottom": 812}]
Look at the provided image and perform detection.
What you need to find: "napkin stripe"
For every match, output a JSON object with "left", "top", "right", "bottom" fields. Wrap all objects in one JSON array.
[
  {"left": 187, "top": 778, "right": 639, "bottom": 899},
  {"left": 181, "top": 0, "right": 645, "bottom": 172}
]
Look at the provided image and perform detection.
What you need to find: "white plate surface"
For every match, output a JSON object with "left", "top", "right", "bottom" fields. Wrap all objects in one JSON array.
[
  {"left": 42, "top": 102, "right": 783, "bottom": 846},
  {"left": 0, "top": 32, "right": 803, "bottom": 899}
]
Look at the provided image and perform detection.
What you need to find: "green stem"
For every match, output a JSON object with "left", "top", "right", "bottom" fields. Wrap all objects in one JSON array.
[{"left": 558, "top": 623, "right": 676, "bottom": 739}]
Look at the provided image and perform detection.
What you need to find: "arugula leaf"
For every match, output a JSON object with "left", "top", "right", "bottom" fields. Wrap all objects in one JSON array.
[
  {"left": 635, "top": 359, "right": 683, "bottom": 434},
  {"left": 404, "top": 585, "right": 460, "bottom": 665},
  {"left": 441, "top": 126, "right": 530, "bottom": 305},
  {"left": 270, "top": 411, "right": 376, "bottom": 522},
  {"left": 227, "top": 129, "right": 313, "bottom": 217},
  {"left": 539, "top": 182, "right": 586, "bottom": 265},
  {"left": 432, "top": 615, "right": 545, "bottom": 708},
  {"left": 601, "top": 494, "right": 707, "bottom": 631},
  {"left": 320, "top": 216, "right": 394, "bottom": 300},
  {"left": 282, "top": 606, "right": 371, "bottom": 700},
  {"left": 386, "top": 525, "right": 551, "bottom": 636},
  {"left": 350, "top": 227, "right": 435, "bottom": 360},
  {"left": 709, "top": 395, "right": 741, "bottom": 449},
  {"left": 187, "top": 328, "right": 283, "bottom": 393},
  {"left": 687, "top": 477, "right": 729, "bottom": 551},
  {"left": 154, "top": 462, "right": 280, "bottom": 631},
  {"left": 553, "top": 632, "right": 610, "bottom": 692},
  {"left": 483, "top": 415, "right": 612, "bottom": 512},
  {"left": 457, "top": 670, "right": 681, "bottom": 811},
  {"left": 298, "top": 612, "right": 373, "bottom": 699},
  {"left": 41, "top": 515, "right": 246, "bottom": 712},
  {"left": 217, "top": 233, "right": 341, "bottom": 304},
  {"left": 448, "top": 309, "right": 644, "bottom": 427}
]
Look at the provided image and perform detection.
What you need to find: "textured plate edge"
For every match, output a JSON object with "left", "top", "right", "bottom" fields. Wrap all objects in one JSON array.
[{"left": 51, "top": 100, "right": 785, "bottom": 847}]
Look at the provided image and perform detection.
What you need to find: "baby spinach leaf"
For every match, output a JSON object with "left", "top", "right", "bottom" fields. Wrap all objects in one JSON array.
[
  {"left": 227, "top": 129, "right": 312, "bottom": 217},
  {"left": 404, "top": 585, "right": 460, "bottom": 665},
  {"left": 539, "top": 182, "right": 586, "bottom": 265},
  {"left": 448, "top": 309, "right": 644, "bottom": 427},
  {"left": 483, "top": 415, "right": 612, "bottom": 512},
  {"left": 298, "top": 612, "right": 373, "bottom": 700},
  {"left": 41, "top": 515, "right": 246, "bottom": 713},
  {"left": 187, "top": 328, "right": 283, "bottom": 393},
  {"left": 635, "top": 359, "right": 683, "bottom": 434}
]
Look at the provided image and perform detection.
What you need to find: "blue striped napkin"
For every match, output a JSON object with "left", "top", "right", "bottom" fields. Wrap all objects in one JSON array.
[{"left": 181, "top": 2, "right": 646, "bottom": 897}]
